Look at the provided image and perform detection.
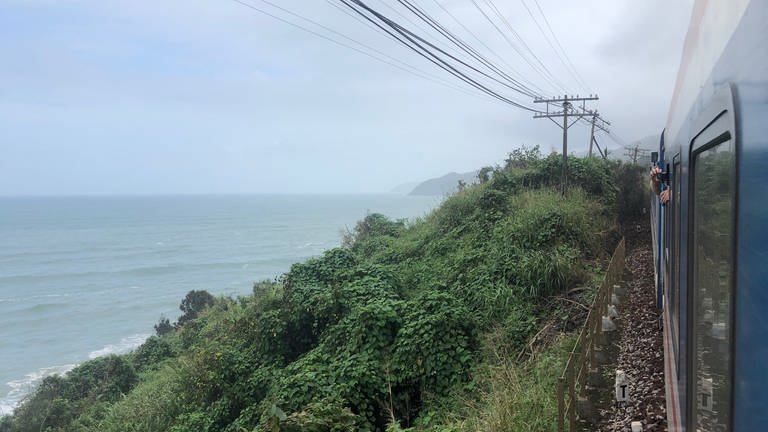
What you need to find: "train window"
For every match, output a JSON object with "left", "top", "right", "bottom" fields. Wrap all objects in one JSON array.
[
  {"left": 691, "top": 134, "right": 734, "bottom": 431},
  {"left": 671, "top": 158, "right": 680, "bottom": 363}
]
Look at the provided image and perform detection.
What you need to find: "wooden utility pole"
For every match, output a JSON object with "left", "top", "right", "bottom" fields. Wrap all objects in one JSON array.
[
  {"left": 533, "top": 95, "right": 600, "bottom": 193},
  {"left": 561, "top": 100, "right": 569, "bottom": 191},
  {"left": 587, "top": 113, "right": 611, "bottom": 158},
  {"left": 623, "top": 143, "right": 649, "bottom": 164},
  {"left": 588, "top": 115, "right": 597, "bottom": 157}
]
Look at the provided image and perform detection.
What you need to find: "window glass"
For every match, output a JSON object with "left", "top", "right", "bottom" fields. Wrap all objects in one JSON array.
[
  {"left": 672, "top": 161, "right": 681, "bottom": 360},
  {"left": 692, "top": 138, "right": 734, "bottom": 430}
]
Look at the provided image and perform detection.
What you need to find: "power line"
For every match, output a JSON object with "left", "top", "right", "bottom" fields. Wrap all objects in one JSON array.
[
  {"left": 232, "top": 0, "right": 498, "bottom": 102},
  {"left": 516, "top": 0, "right": 584, "bottom": 91},
  {"left": 373, "top": 0, "right": 459, "bottom": 55},
  {"left": 235, "top": 0, "right": 602, "bottom": 121},
  {"left": 530, "top": 0, "right": 591, "bottom": 91},
  {"left": 232, "top": 0, "right": 620, "bottom": 160},
  {"left": 326, "top": 0, "right": 525, "bottom": 100},
  {"left": 318, "top": 0, "right": 530, "bottom": 104},
  {"left": 483, "top": 0, "right": 567, "bottom": 92},
  {"left": 339, "top": 0, "right": 540, "bottom": 110},
  {"left": 393, "top": 0, "right": 540, "bottom": 98},
  {"left": 469, "top": 0, "right": 565, "bottom": 94},
  {"left": 429, "top": 0, "right": 549, "bottom": 97}
]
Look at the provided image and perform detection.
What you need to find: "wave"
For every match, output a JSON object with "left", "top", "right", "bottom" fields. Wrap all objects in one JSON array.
[
  {"left": 0, "top": 260, "right": 266, "bottom": 283},
  {"left": 0, "top": 293, "right": 71, "bottom": 304},
  {"left": 25, "top": 302, "right": 68, "bottom": 313},
  {"left": 298, "top": 241, "right": 327, "bottom": 249},
  {"left": 88, "top": 333, "right": 150, "bottom": 359},
  {"left": 0, "top": 363, "right": 76, "bottom": 416},
  {"left": 0, "top": 333, "right": 150, "bottom": 415}
]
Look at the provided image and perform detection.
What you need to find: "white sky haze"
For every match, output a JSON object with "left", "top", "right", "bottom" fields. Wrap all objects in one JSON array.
[{"left": 0, "top": 0, "right": 694, "bottom": 195}]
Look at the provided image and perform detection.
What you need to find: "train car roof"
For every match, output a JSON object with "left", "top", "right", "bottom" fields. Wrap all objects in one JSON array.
[{"left": 665, "top": 0, "right": 750, "bottom": 143}]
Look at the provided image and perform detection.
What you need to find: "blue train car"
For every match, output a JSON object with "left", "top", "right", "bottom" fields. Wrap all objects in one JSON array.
[{"left": 652, "top": 1, "right": 768, "bottom": 430}]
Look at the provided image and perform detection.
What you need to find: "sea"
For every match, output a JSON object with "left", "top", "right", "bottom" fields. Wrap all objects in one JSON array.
[{"left": 0, "top": 194, "right": 438, "bottom": 415}]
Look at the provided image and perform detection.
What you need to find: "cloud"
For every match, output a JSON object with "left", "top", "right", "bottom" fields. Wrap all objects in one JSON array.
[{"left": 0, "top": 0, "right": 694, "bottom": 195}]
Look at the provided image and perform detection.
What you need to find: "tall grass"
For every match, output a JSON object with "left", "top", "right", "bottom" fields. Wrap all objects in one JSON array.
[
  {"left": 94, "top": 364, "right": 189, "bottom": 432},
  {"left": 438, "top": 334, "right": 574, "bottom": 432}
]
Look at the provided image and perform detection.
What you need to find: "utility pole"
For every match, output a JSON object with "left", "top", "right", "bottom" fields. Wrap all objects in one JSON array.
[
  {"left": 623, "top": 143, "right": 649, "bottom": 164},
  {"left": 587, "top": 113, "right": 611, "bottom": 158},
  {"left": 533, "top": 95, "right": 599, "bottom": 193},
  {"left": 561, "top": 100, "right": 569, "bottom": 191},
  {"left": 624, "top": 144, "right": 639, "bottom": 163},
  {"left": 588, "top": 115, "right": 596, "bottom": 157}
]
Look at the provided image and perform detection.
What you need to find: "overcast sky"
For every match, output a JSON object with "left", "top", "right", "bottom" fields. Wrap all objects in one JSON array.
[{"left": 0, "top": 0, "right": 694, "bottom": 195}]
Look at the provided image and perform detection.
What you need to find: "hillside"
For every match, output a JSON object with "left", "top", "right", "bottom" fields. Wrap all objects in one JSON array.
[
  {"left": 408, "top": 171, "right": 479, "bottom": 196},
  {"left": 389, "top": 182, "right": 420, "bottom": 195},
  {"left": 0, "top": 148, "right": 646, "bottom": 432}
]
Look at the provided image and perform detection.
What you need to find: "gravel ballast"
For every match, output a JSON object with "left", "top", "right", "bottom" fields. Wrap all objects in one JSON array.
[{"left": 596, "top": 231, "right": 667, "bottom": 432}]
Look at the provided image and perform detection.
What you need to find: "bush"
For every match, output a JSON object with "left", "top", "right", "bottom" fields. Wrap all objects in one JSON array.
[
  {"left": 154, "top": 315, "right": 173, "bottom": 336},
  {"left": 5, "top": 356, "right": 138, "bottom": 432},
  {"left": 177, "top": 290, "right": 215, "bottom": 326},
  {"left": 284, "top": 248, "right": 358, "bottom": 289},
  {"left": 343, "top": 213, "right": 406, "bottom": 249},
  {"left": 62, "top": 355, "right": 138, "bottom": 402},
  {"left": 614, "top": 163, "right": 647, "bottom": 224},
  {"left": 392, "top": 292, "right": 476, "bottom": 400},
  {"left": 131, "top": 336, "right": 176, "bottom": 372},
  {"left": 96, "top": 365, "right": 189, "bottom": 432},
  {"left": 281, "top": 398, "right": 360, "bottom": 432}
]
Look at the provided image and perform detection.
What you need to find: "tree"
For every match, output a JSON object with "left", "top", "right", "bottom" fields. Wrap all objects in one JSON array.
[
  {"left": 154, "top": 315, "right": 173, "bottom": 336},
  {"left": 477, "top": 166, "right": 494, "bottom": 184},
  {"left": 177, "top": 290, "right": 215, "bottom": 326},
  {"left": 342, "top": 213, "right": 404, "bottom": 248}
]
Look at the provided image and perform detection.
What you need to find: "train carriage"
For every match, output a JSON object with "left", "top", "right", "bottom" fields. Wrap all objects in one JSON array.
[{"left": 652, "top": 0, "right": 768, "bottom": 430}]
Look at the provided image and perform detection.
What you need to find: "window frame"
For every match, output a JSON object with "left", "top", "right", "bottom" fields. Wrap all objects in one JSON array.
[
  {"left": 686, "top": 82, "right": 739, "bottom": 432},
  {"left": 671, "top": 155, "right": 681, "bottom": 367}
]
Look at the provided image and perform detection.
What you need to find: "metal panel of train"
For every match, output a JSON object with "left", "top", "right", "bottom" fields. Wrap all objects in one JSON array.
[{"left": 651, "top": 1, "right": 767, "bottom": 430}]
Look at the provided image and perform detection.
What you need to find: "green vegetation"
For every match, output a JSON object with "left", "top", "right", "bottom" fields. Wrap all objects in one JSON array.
[{"left": 0, "top": 149, "right": 646, "bottom": 432}]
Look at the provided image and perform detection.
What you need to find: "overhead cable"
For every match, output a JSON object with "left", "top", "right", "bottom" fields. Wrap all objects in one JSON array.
[
  {"left": 339, "top": 0, "right": 540, "bottom": 110},
  {"left": 517, "top": 0, "right": 589, "bottom": 92},
  {"left": 531, "top": 0, "right": 591, "bottom": 91},
  {"left": 393, "top": 0, "right": 540, "bottom": 98},
  {"left": 429, "top": 0, "right": 549, "bottom": 97},
  {"left": 232, "top": 0, "right": 499, "bottom": 101},
  {"left": 469, "top": 0, "right": 565, "bottom": 94}
]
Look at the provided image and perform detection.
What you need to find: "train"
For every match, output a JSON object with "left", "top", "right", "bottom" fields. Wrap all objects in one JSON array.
[{"left": 650, "top": 0, "right": 767, "bottom": 430}]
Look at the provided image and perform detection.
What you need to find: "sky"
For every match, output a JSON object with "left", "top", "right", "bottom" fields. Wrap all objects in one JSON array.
[{"left": 0, "top": 0, "right": 694, "bottom": 195}]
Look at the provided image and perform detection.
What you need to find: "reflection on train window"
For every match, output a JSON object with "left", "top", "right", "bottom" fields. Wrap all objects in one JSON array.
[
  {"left": 672, "top": 161, "right": 681, "bottom": 362},
  {"left": 692, "top": 138, "right": 734, "bottom": 431}
]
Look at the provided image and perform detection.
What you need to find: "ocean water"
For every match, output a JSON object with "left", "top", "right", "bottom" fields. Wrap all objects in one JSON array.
[{"left": 0, "top": 194, "right": 438, "bottom": 415}]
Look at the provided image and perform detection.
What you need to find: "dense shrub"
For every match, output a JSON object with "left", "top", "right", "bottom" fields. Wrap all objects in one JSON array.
[
  {"left": 343, "top": 213, "right": 406, "bottom": 249},
  {"left": 392, "top": 292, "right": 476, "bottom": 398},
  {"left": 614, "top": 163, "right": 648, "bottom": 224},
  {"left": 131, "top": 336, "right": 176, "bottom": 372},
  {"left": 177, "top": 290, "right": 215, "bottom": 326},
  {"left": 5, "top": 355, "right": 138, "bottom": 431},
  {"left": 154, "top": 315, "right": 173, "bottom": 336}
]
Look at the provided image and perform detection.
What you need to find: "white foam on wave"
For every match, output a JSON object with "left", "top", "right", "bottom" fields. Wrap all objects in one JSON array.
[
  {"left": 0, "top": 333, "right": 150, "bottom": 415},
  {"left": 88, "top": 333, "right": 150, "bottom": 359},
  {"left": 0, "top": 363, "right": 76, "bottom": 416},
  {"left": 0, "top": 292, "right": 71, "bottom": 304},
  {"left": 298, "top": 241, "right": 324, "bottom": 249}
]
